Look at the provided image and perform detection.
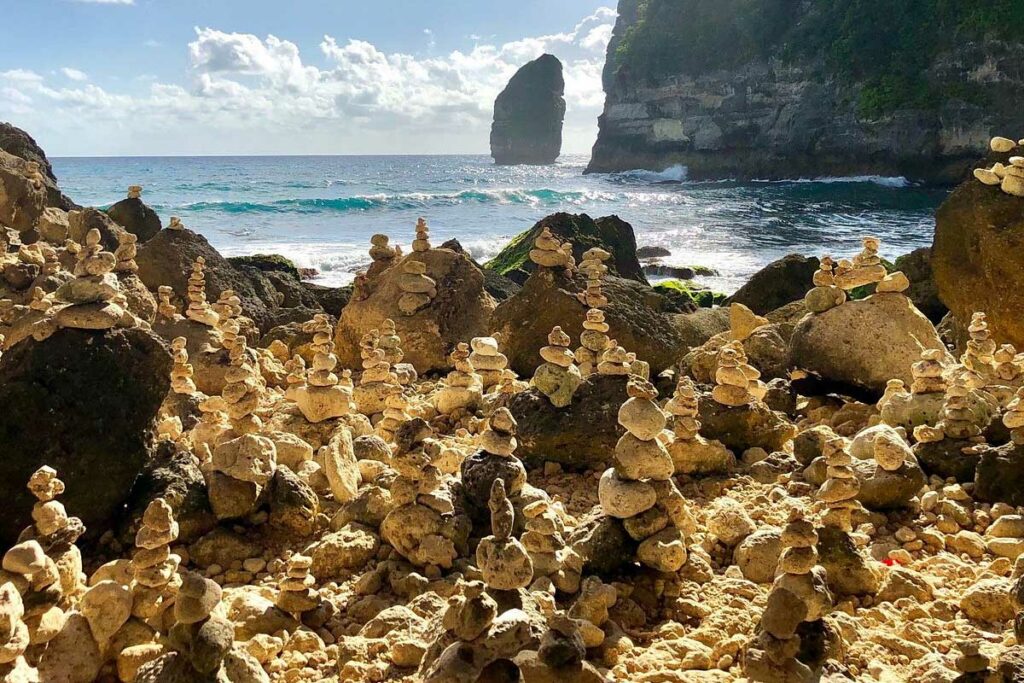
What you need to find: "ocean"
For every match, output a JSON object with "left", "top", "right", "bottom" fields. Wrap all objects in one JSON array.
[{"left": 50, "top": 154, "right": 947, "bottom": 293}]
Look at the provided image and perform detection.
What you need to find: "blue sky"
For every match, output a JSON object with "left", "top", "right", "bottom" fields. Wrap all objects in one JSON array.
[{"left": 0, "top": 0, "right": 616, "bottom": 156}]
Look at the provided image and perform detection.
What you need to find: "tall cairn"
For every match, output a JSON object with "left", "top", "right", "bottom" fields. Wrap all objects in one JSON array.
[
  {"left": 576, "top": 308, "right": 611, "bottom": 378},
  {"left": 185, "top": 256, "right": 219, "bottom": 327},
  {"left": 533, "top": 326, "right": 582, "bottom": 408}
]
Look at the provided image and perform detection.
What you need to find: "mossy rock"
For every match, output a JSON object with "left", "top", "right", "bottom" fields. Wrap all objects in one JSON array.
[
  {"left": 485, "top": 212, "right": 646, "bottom": 285},
  {"left": 227, "top": 253, "right": 301, "bottom": 279},
  {"left": 654, "top": 279, "right": 726, "bottom": 311},
  {"left": 847, "top": 259, "right": 896, "bottom": 300}
]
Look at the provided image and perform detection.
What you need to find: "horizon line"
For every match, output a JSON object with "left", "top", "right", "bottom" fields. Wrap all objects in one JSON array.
[{"left": 51, "top": 151, "right": 595, "bottom": 160}]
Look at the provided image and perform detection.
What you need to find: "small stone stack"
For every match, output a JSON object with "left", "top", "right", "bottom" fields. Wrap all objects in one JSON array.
[
  {"left": 576, "top": 308, "right": 611, "bottom": 378},
  {"left": 131, "top": 498, "right": 181, "bottom": 625},
  {"left": 1005, "top": 388, "right": 1024, "bottom": 445},
  {"left": 412, "top": 217, "right": 431, "bottom": 252},
  {"left": 666, "top": 376, "right": 735, "bottom": 474},
  {"left": 114, "top": 231, "right": 139, "bottom": 273},
  {"left": 533, "top": 326, "right": 583, "bottom": 408},
  {"left": 21, "top": 466, "right": 85, "bottom": 612},
  {"left": 368, "top": 233, "right": 401, "bottom": 278},
  {"left": 434, "top": 342, "right": 483, "bottom": 415},
  {"left": 39, "top": 243, "right": 59, "bottom": 277},
  {"left": 913, "top": 349, "right": 947, "bottom": 394},
  {"left": 802, "top": 258, "right": 843, "bottom": 313},
  {"left": 711, "top": 341, "right": 765, "bottom": 407},
  {"left": 467, "top": 407, "right": 527, "bottom": 501},
  {"left": 283, "top": 354, "right": 306, "bottom": 402},
  {"left": 53, "top": 227, "right": 127, "bottom": 330},
  {"left": 469, "top": 336, "right": 508, "bottom": 390},
  {"left": 185, "top": 256, "right": 219, "bottom": 327},
  {"left": 881, "top": 348, "right": 947, "bottom": 430},
  {"left": 818, "top": 437, "right": 860, "bottom": 531},
  {"left": 521, "top": 499, "right": 582, "bottom": 594},
  {"left": 953, "top": 641, "right": 993, "bottom": 679},
  {"left": 28, "top": 287, "right": 51, "bottom": 312},
  {"left": 292, "top": 313, "right": 352, "bottom": 423},
  {"left": 355, "top": 329, "right": 397, "bottom": 415},
  {"left": 576, "top": 247, "right": 610, "bottom": 309},
  {"left": 834, "top": 237, "right": 887, "bottom": 291},
  {"left": 993, "top": 344, "right": 1024, "bottom": 385},
  {"left": 127, "top": 184, "right": 142, "bottom": 199},
  {"left": 191, "top": 395, "right": 232, "bottom": 461},
  {"left": 600, "top": 377, "right": 689, "bottom": 572},
  {"left": 207, "top": 430, "right": 277, "bottom": 520},
  {"left": 275, "top": 554, "right": 321, "bottom": 618},
  {"left": 167, "top": 216, "right": 184, "bottom": 231},
  {"left": 221, "top": 334, "right": 263, "bottom": 434},
  {"left": 963, "top": 312, "right": 997, "bottom": 384},
  {"left": 169, "top": 337, "right": 197, "bottom": 395},
  {"left": 974, "top": 136, "right": 1024, "bottom": 197},
  {"left": 476, "top": 479, "right": 534, "bottom": 590},
  {"left": 376, "top": 383, "right": 411, "bottom": 442},
  {"left": 597, "top": 343, "right": 633, "bottom": 376},
  {"left": 156, "top": 285, "right": 181, "bottom": 322},
  {"left": 939, "top": 375, "right": 984, "bottom": 440},
  {"left": 397, "top": 259, "right": 436, "bottom": 316},
  {"left": 529, "top": 227, "right": 570, "bottom": 269},
  {"left": 211, "top": 289, "right": 243, "bottom": 322},
  {"left": 871, "top": 428, "right": 910, "bottom": 473},
  {"left": 567, "top": 577, "right": 619, "bottom": 649}
]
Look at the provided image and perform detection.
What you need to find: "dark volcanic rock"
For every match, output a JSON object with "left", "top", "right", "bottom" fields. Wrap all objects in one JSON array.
[
  {"left": 913, "top": 439, "right": 981, "bottom": 483},
  {"left": 697, "top": 400, "right": 796, "bottom": 454},
  {"left": 893, "top": 247, "right": 946, "bottom": 324},
  {"left": 490, "top": 54, "right": 565, "bottom": 165},
  {"left": 856, "top": 459, "right": 925, "bottom": 510},
  {"left": 440, "top": 237, "right": 521, "bottom": 301},
  {"left": 508, "top": 375, "right": 628, "bottom": 468},
  {"left": 492, "top": 268, "right": 681, "bottom": 376},
  {"left": 567, "top": 509, "right": 636, "bottom": 577},
  {"left": 68, "top": 207, "right": 129, "bottom": 252},
  {"left": 933, "top": 151, "right": 1024, "bottom": 347},
  {"left": 636, "top": 245, "right": 671, "bottom": 259},
  {"left": 487, "top": 212, "right": 647, "bottom": 285},
  {"left": 975, "top": 443, "right": 1024, "bottom": 506},
  {"left": 0, "top": 326, "right": 171, "bottom": 545},
  {"left": 0, "top": 122, "right": 76, "bottom": 210},
  {"left": 106, "top": 197, "right": 162, "bottom": 242},
  {"left": 725, "top": 254, "right": 819, "bottom": 315},
  {"left": 817, "top": 526, "right": 880, "bottom": 597},
  {"left": 268, "top": 466, "right": 319, "bottom": 535},
  {"left": 302, "top": 283, "right": 352, "bottom": 315}
]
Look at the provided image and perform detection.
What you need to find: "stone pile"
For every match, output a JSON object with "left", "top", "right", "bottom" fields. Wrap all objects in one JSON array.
[
  {"left": 533, "top": 326, "right": 582, "bottom": 407},
  {"left": 114, "top": 231, "right": 139, "bottom": 274},
  {"left": 575, "top": 308, "right": 611, "bottom": 378},
  {"left": 973, "top": 136, "right": 1024, "bottom": 196},
  {"left": 0, "top": 583, "right": 32, "bottom": 678},
  {"left": 156, "top": 285, "right": 180, "bottom": 322},
  {"left": 368, "top": 233, "right": 400, "bottom": 278},
  {"left": 169, "top": 337, "right": 196, "bottom": 395},
  {"left": 711, "top": 341, "right": 765, "bottom": 406},
  {"left": 221, "top": 333, "right": 263, "bottom": 434},
  {"left": 1006, "top": 388, "right": 1024, "bottom": 445},
  {"left": 378, "top": 318, "right": 416, "bottom": 385},
  {"left": 291, "top": 313, "right": 353, "bottom": 423},
  {"left": 468, "top": 336, "right": 508, "bottom": 390},
  {"left": 412, "top": 216, "right": 431, "bottom": 252},
  {"left": 376, "top": 383, "right": 411, "bottom": 443},
  {"left": 275, "top": 554, "right": 321, "bottom": 618},
  {"left": 167, "top": 216, "right": 184, "bottom": 231},
  {"left": 963, "top": 311, "right": 996, "bottom": 385},
  {"left": 939, "top": 375, "right": 985, "bottom": 440},
  {"left": 212, "top": 288, "right": 243, "bottom": 322},
  {"left": 184, "top": 256, "right": 218, "bottom": 327},
  {"left": 576, "top": 247, "right": 610, "bottom": 309},
  {"left": 529, "top": 226, "right": 571, "bottom": 269},
  {"left": 131, "top": 498, "right": 181, "bottom": 625},
  {"left": 476, "top": 479, "right": 534, "bottom": 590},
  {"left": 461, "top": 407, "right": 527, "bottom": 515},
  {"left": 600, "top": 377, "right": 689, "bottom": 572},
  {"left": 434, "top": 342, "right": 482, "bottom": 415},
  {"left": 521, "top": 499, "right": 582, "bottom": 594},
  {"left": 993, "top": 344, "right": 1024, "bottom": 387},
  {"left": 206, "top": 429, "right": 277, "bottom": 521},
  {"left": 834, "top": 237, "right": 887, "bottom": 291},
  {"left": 354, "top": 329, "right": 397, "bottom": 415},
  {"left": 53, "top": 227, "right": 129, "bottom": 330},
  {"left": 818, "top": 437, "right": 860, "bottom": 531},
  {"left": 666, "top": 376, "right": 735, "bottom": 474},
  {"left": 597, "top": 343, "right": 633, "bottom": 376}
]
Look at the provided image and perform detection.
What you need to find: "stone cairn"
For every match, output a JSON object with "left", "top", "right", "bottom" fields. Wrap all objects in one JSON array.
[
  {"left": 167, "top": 216, "right": 184, "bottom": 231},
  {"left": 185, "top": 256, "right": 219, "bottom": 327},
  {"left": 292, "top": 313, "right": 352, "bottom": 423},
  {"left": 397, "top": 258, "right": 436, "bottom": 316},
  {"left": 529, "top": 226, "right": 572, "bottom": 269},
  {"left": 29, "top": 287, "right": 51, "bottom": 313},
  {"left": 993, "top": 344, "right": 1024, "bottom": 386},
  {"left": 379, "top": 318, "right": 416, "bottom": 385},
  {"left": 169, "top": 337, "right": 197, "bottom": 395},
  {"left": 221, "top": 333, "right": 263, "bottom": 434},
  {"left": 533, "top": 326, "right": 582, "bottom": 408},
  {"left": 974, "top": 136, "right": 1024, "bottom": 197},
  {"left": 476, "top": 479, "right": 534, "bottom": 590},
  {"left": 521, "top": 499, "right": 582, "bottom": 594},
  {"left": 131, "top": 498, "right": 181, "bottom": 626},
  {"left": 597, "top": 343, "right": 633, "bottom": 376},
  {"left": 1005, "top": 388, "right": 1024, "bottom": 446},
  {"left": 881, "top": 348, "right": 947, "bottom": 430},
  {"left": 963, "top": 311, "right": 997, "bottom": 385},
  {"left": 355, "top": 329, "right": 397, "bottom": 415},
  {"left": 467, "top": 407, "right": 528, "bottom": 506},
  {"left": 818, "top": 437, "right": 860, "bottom": 531},
  {"left": 600, "top": 377, "right": 689, "bottom": 573},
  {"left": 283, "top": 355, "right": 307, "bottom": 401},
  {"left": 275, "top": 554, "right": 322, "bottom": 618},
  {"left": 0, "top": 583, "right": 32, "bottom": 677},
  {"left": 567, "top": 576, "right": 619, "bottom": 649},
  {"left": 576, "top": 308, "right": 611, "bottom": 378},
  {"left": 368, "top": 233, "right": 401, "bottom": 278},
  {"left": 666, "top": 376, "right": 735, "bottom": 475},
  {"left": 469, "top": 336, "right": 508, "bottom": 390},
  {"left": 804, "top": 256, "right": 845, "bottom": 314},
  {"left": 913, "top": 348, "right": 947, "bottom": 394},
  {"left": 156, "top": 285, "right": 181, "bottom": 322},
  {"left": 412, "top": 216, "right": 431, "bottom": 252},
  {"left": 53, "top": 227, "right": 127, "bottom": 330},
  {"left": 834, "top": 237, "right": 887, "bottom": 291},
  {"left": 114, "top": 231, "right": 139, "bottom": 274},
  {"left": 377, "top": 383, "right": 411, "bottom": 443},
  {"left": 434, "top": 342, "right": 482, "bottom": 416},
  {"left": 711, "top": 341, "right": 765, "bottom": 407},
  {"left": 127, "top": 184, "right": 142, "bottom": 199},
  {"left": 938, "top": 375, "right": 985, "bottom": 441},
  {"left": 576, "top": 247, "right": 610, "bottom": 309},
  {"left": 212, "top": 289, "right": 243, "bottom": 322}
]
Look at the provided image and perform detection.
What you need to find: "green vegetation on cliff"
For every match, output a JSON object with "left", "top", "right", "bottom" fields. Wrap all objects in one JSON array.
[
  {"left": 654, "top": 279, "right": 726, "bottom": 309},
  {"left": 614, "top": 0, "right": 1024, "bottom": 117}
]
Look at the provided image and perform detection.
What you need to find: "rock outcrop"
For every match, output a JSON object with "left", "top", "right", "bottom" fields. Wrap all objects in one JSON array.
[
  {"left": 725, "top": 254, "right": 819, "bottom": 315},
  {"left": 490, "top": 54, "right": 565, "bottom": 165},
  {"left": 0, "top": 122, "right": 76, "bottom": 210},
  {"left": 106, "top": 187, "right": 162, "bottom": 242}
]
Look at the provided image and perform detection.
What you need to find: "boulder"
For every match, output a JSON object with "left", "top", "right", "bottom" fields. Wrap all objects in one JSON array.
[
  {"left": 933, "top": 160, "right": 1024, "bottom": 348},
  {"left": 68, "top": 207, "right": 128, "bottom": 252},
  {"left": 493, "top": 268, "right": 682, "bottom": 376},
  {"left": 301, "top": 283, "right": 351, "bottom": 315},
  {"left": 913, "top": 439, "right": 981, "bottom": 483},
  {"left": 106, "top": 197, "right": 162, "bottom": 242},
  {"left": 440, "top": 238, "right": 521, "bottom": 301},
  {"left": 671, "top": 307, "right": 730, "bottom": 351},
  {"left": 975, "top": 443, "right": 1024, "bottom": 506},
  {"left": 508, "top": 375, "right": 628, "bottom": 468},
  {"left": 817, "top": 526, "right": 880, "bottom": 597},
  {"left": 566, "top": 509, "right": 636, "bottom": 577},
  {"left": 789, "top": 293, "right": 949, "bottom": 394},
  {"left": 0, "top": 148, "right": 46, "bottom": 233},
  {"left": 486, "top": 212, "right": 646, "bottom": 285},
  {"left": 490, "top": 53, "right": 565, "bottom": 165},
  {"left": 893, "top": 247, "right": 946, "bottom": 323},
  {"left": 733, "top": 527, "right": 783, "bottom": 583},
  {"left": 697, "top": 400, "right": 796, "bottom": 453},
  {"left": 268, "top": 466, "right": 319, "bottom": 535},
  {"left": 0, "top": 122, "right": 76, "bottom": 210},
  {"left": 0, "top": 326, "right": 171, "bottom": 545},
  {"left": 854, "top": 459, "right": 925, "bottom": 510},
  {"left": 335, "top": 248, "right": 494, "bottom": 373},
  {"left": 725, "top": 254, "right": 819, "bottom": 315}
]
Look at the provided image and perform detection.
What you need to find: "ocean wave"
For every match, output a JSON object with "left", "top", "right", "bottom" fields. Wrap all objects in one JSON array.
[
  {"left": 751, "top": 175, "right": 911, "bottom": 188},
  {"left": 609, "top": 164, "right": 689, "bottom": 183},
  {"left": 175, "top": 188, "right": 605, "bottom": 215}
]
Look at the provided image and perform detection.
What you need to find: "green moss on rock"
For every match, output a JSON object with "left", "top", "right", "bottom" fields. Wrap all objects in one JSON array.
[
  {"left": 227, "top": 254, "right": 301, "bottom": 279},
  {"left": 654, "top": 279, "right": 726, "bottom": 310}
]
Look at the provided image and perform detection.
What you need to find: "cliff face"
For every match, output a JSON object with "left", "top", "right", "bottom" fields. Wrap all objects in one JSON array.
[
  {"left": 490, "top": 54, "right": 566, "bottom": 165},
  {"left": 587, "top": 0, "right": 1024, "bottom": 184}
]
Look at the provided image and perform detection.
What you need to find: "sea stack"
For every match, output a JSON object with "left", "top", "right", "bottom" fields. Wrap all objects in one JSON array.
[{"left": 490, "top": 53, "right": 565, "bottom": 165}]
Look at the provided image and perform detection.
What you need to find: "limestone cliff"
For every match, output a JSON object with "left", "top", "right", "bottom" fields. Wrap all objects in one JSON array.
[
  {"left": 490, "top": 54, "right": 565, "bottom": 165},
  {"left": 587, "top": 0, "right": 1024, "bottom": 184}
]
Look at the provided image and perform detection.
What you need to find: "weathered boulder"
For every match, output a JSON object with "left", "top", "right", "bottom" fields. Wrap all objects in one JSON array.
[
  {"left": 566, "top": 509, "right": 636, "bottom": 577},
  {"left": 0, "top": 327, "right": 171, "bottom": 545},
  {"left": 508, "top": 375, "right": 627, "bottom": 469},
  {"left": 913, "top": 439, "right": 981, "bottom": 483},
  {"left": 493, "top": 268, "right": 682, "bottom": 376},
  {"left": 975, "top": 443, "right": 1024, "bottom": 506},
  {"left": 893, "top": 247, "right": 945, "bottom": 323},
  {"left": 854, "top": 458, "right": 925, "bottom": 510},
  {"left": 817, "top": 526, "right": 881, "bottom": 597},
  {"left": 0, "top": 122, "right": 76, "bottom": 210},
  {"left": 490, "top": 53, "right": 565, "bottom": 165},
  {"left": 671, "top": 307, "right": 730, "bottom": 351},
  {"left": 789, "top": 293, "right": 949, "bottom": 394},
  {"left": 107, "top": 196, "right": 162, "bottom": 242},
  {"left": 335, "top": 248, "right": 494, "bottom": 373},
  {"left": 440, "top": 238, "right": 521, "bottom": 301},
  {"left": 726, "top": 254, "right": 819, "bottom": 315},
  {"left": 0, "top": 148, "right": 46, "bottom": 233},
  {"left": 697, "top": 399, "right": 796, "bottom": 453},
  {"left": 486, "top": 212, "right": 646, "bottom": 285},
  {"left": 933, "top": 157, "right": 1024, "bottom": 347}
]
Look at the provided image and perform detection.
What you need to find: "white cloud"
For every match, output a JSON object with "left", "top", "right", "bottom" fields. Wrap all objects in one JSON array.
[
  {"left": 0, "top": 7, "right": 617, "bottom": 155},
  {"left": 60, "top": 67, "right": 88, "bottom": 82}
]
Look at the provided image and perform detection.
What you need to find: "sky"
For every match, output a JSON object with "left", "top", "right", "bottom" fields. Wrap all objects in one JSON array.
[{"left": 0, "top": 0, "right": 616, "bottom": 157}]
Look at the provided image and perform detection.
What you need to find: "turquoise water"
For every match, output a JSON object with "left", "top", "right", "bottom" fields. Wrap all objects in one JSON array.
[{"left": 50, "top": 154, "right": 946, "bottom": 292}]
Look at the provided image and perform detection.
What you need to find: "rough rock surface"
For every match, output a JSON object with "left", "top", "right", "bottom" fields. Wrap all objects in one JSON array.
[
  {"left": 493, "top": 268, "right": 682, "bottom": 376},
  {"left": 697, "top": 399, "right": 795, "bottom": 454},
  {"left": 485, "top": 212, "right": 647, "bottom": 285},
  {"left": 974, "top": 443, "right": 1024, "bottom": 506},
  {"left": 933, "top": 156, "right": 1024, "bottom": 347},
  {"left": 893, "top": 247, "right": 945, "bottom": 323},
  {"left": 790, "top": 293, "right": 949, "bottom": 394},
  {"left": 0, "top": 327, "right": 171, "bottom": 545},
  {"left": 334, "top": 248, "right": 494, "bottom": 373},
  {"left": 725, "top": 254, "right": 819, "bottom": 315},
  {"left": 0, "top": 122, "right": 76, "bottom": 210},
  {"left": 106, "top": 196, "right": 162, "bottom": 242},
  {"left": 440, "top": 237, "right": 521, "bottom": 301},
  {"left": 0, "top": 148, "right": 46, "bottom": 233},
  {"left": 490, "top": 53, "right": 565, "bottom": 165}
]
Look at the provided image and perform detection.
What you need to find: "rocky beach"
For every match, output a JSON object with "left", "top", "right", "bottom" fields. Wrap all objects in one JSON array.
[{"left": 0, "top": 114, "right": 1023, "bottom": 683}]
